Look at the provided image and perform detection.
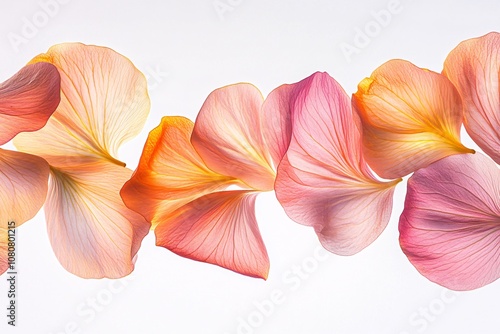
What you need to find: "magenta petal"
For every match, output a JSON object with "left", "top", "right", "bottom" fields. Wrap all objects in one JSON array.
[
  {"left": 400, "top": 153, "right": 500, "bottom": 290},
  {"left": 274, "top": 72, "right": 399, "bottom": 255}
]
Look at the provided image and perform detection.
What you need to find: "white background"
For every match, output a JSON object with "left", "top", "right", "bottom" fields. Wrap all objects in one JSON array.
[{"left": 1, "top": 1, "right": 500, "bottom": 333}]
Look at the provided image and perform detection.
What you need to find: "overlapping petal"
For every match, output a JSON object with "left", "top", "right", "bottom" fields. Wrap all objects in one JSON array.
[
  {"left": 0, "top": 62, "right": 60, "bottom": 145},
  {"left": 0, "top": 149, "right": 50, "bottom": 275},
  {"left": 15, "top": 43, "right": 150, "bottom": 164},
  {"left": 121, "top": 116, "right": 235, "bottom": 228},
  {"left": 353, "top": 59, "right": 473, "bottom": 179},
  {"left": 273, "top": 72, "right": 400, "bottom": 255},
  {"left": 191, "top": 84, "right": 275, "bottom": 191},
  {"left": 443, "top": 32, "right": 500, "bottom": 163},
  {"left": 14, "top": 43, "right": 151, "bottom": 278},
  {"left": 47, "top": 157, "right": 149, "bottom": 278},
  {"left": 400, "top": 153, "right": 500, "bottom": 290},
  {"left": 155, "top": 190, "right": 269, "bottom": 279}
]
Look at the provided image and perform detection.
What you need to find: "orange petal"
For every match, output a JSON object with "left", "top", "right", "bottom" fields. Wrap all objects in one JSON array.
[
  {"left": 155, "top": 191, "right": 269, "bottom": 279},
  {"left": 0, "top": 62, "right": 60, "bottom": 145},
  {"left": 121, "top": 116, "right": 234, "bottom": 228},
  {"left": 352, "top": 59, "right": 473, "bottom": 179},
  {"left": 443, "top": 32, "right": 500, "bottom": 164},
  {"left": 0, "top": 149, "right": 49, "bottom": 275},
  {"left": 191, "top": 84, "right": 275, "bottom": 191},
  {"left": 14, "top": 43, "right": 150, "bottom": 165},
  {"left": 46, "top": 157, "right": 150, "bottom": 278}
]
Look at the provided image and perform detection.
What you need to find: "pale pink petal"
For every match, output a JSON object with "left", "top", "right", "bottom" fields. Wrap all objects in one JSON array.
[
  {"left": 275, "top": 72, "right": 400, "bottom": 255},
  {"left": 155, "top": 190, "right": 269, "bottom": 279},
  {"left": 443, "top": 32, "right": 500, "bottom": 163},
  {"left": 0, "top": 62, "right": 60, "bottom": 145},
  {"left": 191, "top": 84, "right": 275, "bottom": 191},
  {"left": 46, "top": 157, "right": 150, "bottom": 278},
  {"left": 400, "top": 153, "right": 500, "bottom": 290},
  {"left": 0, "top": 149, "right": 50, "bottom": 276}
]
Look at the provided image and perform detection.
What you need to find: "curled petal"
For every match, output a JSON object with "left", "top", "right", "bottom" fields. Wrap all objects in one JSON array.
[
  {"left": 47, "top": 158, "right": 150, "bottom": 278},
  {"left": 191, "top": 84, "right": 275, "bottom": 191},
  {"left": 155, "top": 191, "right": 269, "bottom": 279},
  {"left": 400, "top": 153, "right": 500, "bottom": 290},
  {"left": 14, "top": 43, "right": 150, "bottom": 165},
  {"left": 275, "top": 72, "right": 400, "bottom": 255},
  {"left": 353, "top": 59, "right": 473, "bottom": 179},
  {"left": 0, "top": 149, "right": 50, "bottom": 275},
  {"left": 0, "top": 62, "right": 60, "bottom": 145},
  {"left": 443, "top": 32, "right": 500, "bottom": 163},
  {"left": 121, "top": 116, "right": 234, "bottom": 228}
]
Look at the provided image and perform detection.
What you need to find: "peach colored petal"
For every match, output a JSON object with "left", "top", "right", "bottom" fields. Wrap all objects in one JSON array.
[
  {"left": 121, "top": 116, "right": 235, "bottom": 229},
  {"left": 191, "top": 84, "right": 275, "bottom": 191},
  {"left": 443, "top": 32, "right": 500, "bottom": 163},
  {"left": 274, "top": 72, "right": 400, "bottom": 255},
  {"left": 0, "top": 148, "right": 49, "bottom": 227},
  {"left": 0, "top": 149, "right": 49, "bottom": 276},
  {"left": 0, "top": 62, "right": 60, "bottom": 145},
  {"left": 155, "top": 190, "right": 269, "bottom": 279},
  {"left": 46, "top": 157, "right": 150, "bottom": 278},
  {"left": 352, "top": 59, "right": 473, "bottom": 179},
  {"left": 0, "top": 227, "right": 7, "bottom": 275},
  {"left": 12, "top": 43, "right": 151, "bottom": 278},
  {"left": 14, "top": 43, "right": 150, "bottom": 165},
  {"left": 400, "top": 153, "right": 500, "bottom": 290}
]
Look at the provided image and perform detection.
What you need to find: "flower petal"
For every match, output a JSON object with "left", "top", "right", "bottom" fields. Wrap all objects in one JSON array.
[
  {"left": 46, "top": 157, "right": 150, "bottom": 278},
  {"left": 261, "top": 83, "right": 295, "bottom": 168},
  {"left": 14, "top": 43, "right": 150, "bottom": 165},
  {"left": 12, "top": 43, "right": 151, "bottom": 278},
  {"left": 275, "top": 72, "right": 400, "bottom": 255},
  {"left": 443, "top": 32, "right": 500, "bottom": 163},
  {"left": 155, "top": 190, "right": 269, "bottom": 279},
  {"left": 0, "top": 149, "right": 49, "bottom": 226},
  {"left": 352, "top": 59, "right": 473, "bottom": 179},
  {"left": 400, "top": 153, "right": 500, "bottom": 290},
  {"left": 0, "top": 62, "right": 60, "bottom": 145},
  {"left": 191, "top": 84, "right": 275, "bottom": 191},
  {"left": 0, "top": 149, "right": 49, "bottom": 276},
  {"left": 121, "top": 116, "right": 235, "bottom": 228}
]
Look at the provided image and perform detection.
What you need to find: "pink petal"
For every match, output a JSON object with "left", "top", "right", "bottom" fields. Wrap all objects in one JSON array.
[
  {"left": 400, "top": 153, "right": 500, "bottom": 290},
  {"left": 0, "top": 62, "right": 60, "bottom": 145},
  {"left": 155, "top": 190, "right": 269, "bottom": 279},
  {"left": 0, "top": 149, "right": 49, "bottom": 275},
  {"left": 274, "top": 72, "right": 400, "bottom": 255},
  {"left": 443, "top": 32, "right": 500, "bottom": 163},
  {"left": 261, "top": 83, "right": 295, "bottom": 168},
  {"left": 45, "top": 157, "right": 150, "bottom": 278},
  {"left": 191, "top": 84, "right": 275, "bottom": 191}
]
